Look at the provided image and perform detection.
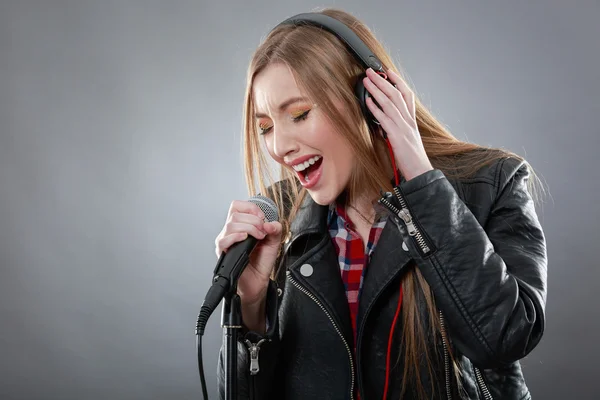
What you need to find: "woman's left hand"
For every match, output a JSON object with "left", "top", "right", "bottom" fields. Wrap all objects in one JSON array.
[{"left": 363, "top": 67, "right": 433, "bottom": 181}]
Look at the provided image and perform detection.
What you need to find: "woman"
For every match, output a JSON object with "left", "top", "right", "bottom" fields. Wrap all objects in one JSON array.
[{"left": 214, "top": 7, "right": 547, "bottom": 400}]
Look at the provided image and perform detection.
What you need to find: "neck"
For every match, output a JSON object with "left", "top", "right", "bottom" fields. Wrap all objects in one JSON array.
[{"left": 346, "top": 194, "right": 377, "bottom": 226}]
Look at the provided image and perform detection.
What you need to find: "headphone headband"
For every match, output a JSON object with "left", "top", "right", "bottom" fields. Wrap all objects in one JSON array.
[
  {"left": 271, "top": 12, "right": 390, "bottom": 128},
  {"left": 274, "top": 13, "right": 385, "bottom": 73}
]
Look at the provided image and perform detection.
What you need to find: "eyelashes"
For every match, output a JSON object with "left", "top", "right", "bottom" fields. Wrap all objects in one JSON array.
[{"left": 258, "top": 109, "right": 311, "bottom": 135}]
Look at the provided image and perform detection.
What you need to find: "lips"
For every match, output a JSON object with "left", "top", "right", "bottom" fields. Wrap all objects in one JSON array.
[{"left": 296, "top": 157, "right": 323, "bottom": 189}]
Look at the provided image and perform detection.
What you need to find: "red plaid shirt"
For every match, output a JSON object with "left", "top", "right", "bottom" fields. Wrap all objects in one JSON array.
[{"left": 328, "top": 202, "right": 387, "bottom": 398}]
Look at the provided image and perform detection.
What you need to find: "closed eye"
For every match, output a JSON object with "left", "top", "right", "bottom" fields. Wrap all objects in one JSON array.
[{"left": 258, "top": 110, "right": 311, "bottom": 135}]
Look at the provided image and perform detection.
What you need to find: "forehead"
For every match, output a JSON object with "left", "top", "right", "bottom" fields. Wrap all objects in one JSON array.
[{"left": 253, "top": 64, "right": 305, "bottom": 114}]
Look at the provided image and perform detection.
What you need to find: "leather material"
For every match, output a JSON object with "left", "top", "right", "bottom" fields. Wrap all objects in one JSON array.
[{"left": 217, "top": 156, "right": 547, "bottom": 399}]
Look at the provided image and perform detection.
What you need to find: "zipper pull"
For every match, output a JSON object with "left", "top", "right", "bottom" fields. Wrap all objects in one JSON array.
[
  {"left": 245, "top": 338, "right": 267, "bottom": 375},
  {"left": 380, "top": 190, "right": 432, "bottom": 255},
  {"left": 397, "top": 208, "right": 417, "bottom": 236}
]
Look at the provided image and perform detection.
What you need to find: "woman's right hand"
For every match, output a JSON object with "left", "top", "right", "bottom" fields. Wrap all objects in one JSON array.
[{"left": 214, "top": 200, "right": 283, "bottom": 328}]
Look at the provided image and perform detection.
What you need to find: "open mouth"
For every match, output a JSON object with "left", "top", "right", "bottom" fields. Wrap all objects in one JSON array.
[{"left": 293, "top": 156, "right": 324, "bottom": 187}]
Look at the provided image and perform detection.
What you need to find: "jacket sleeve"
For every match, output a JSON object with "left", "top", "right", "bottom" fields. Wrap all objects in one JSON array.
[
  {"left": 394, "top": 157, "right": 548, "bottom": 369},
  {"left": 216, "top": 279, "right": 281, "bottom": 400}
]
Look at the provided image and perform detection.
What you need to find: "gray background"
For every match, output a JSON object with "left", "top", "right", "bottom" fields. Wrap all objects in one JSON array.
[{"left": 0, "top": 0, "right": 598, "bottom": 399}]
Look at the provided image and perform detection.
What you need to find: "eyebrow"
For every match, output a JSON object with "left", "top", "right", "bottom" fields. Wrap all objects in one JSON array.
[{"left": 254, "top": 96, "right": 310, "bottom": 119}]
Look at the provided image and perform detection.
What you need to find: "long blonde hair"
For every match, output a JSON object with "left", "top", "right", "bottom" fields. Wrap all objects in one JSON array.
[{"left": 241, "top": 7, "right": 536, "bottom": 399}]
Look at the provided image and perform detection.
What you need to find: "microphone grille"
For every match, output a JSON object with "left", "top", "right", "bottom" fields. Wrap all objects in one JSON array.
[{"left": 248, "top": 195, "right": 279, "bottom": 223}]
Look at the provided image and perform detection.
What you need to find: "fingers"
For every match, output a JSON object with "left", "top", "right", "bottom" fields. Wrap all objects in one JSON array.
[
  {"left": 364, "top": 68, "right": 414, "bottom": 127},
  {"left": 365, "top": 96, "right": 395, "bottom": 134},
  {"left": 386, "top": 69, "right": 415, "bottom": 120},
  {"left": 215, "top": 200, "right": 271, "bottom": 257},
  {"left": 215, "top": 232, "right": 248, "bottom": 257},
  {"left": 227, "top": 210, "right": 267, "bottom": 230},
  {"left": 228, "top": 220, "right": 266, "bottom": 238},
  {"left": 216, "top": 223, "right": 264, "bottom": 257},
  {"left": 263, "top": 220, "right": 282, "bottom": 236},
  {"left": 228, "top": 199, "right": 266, "bottom": 221}
]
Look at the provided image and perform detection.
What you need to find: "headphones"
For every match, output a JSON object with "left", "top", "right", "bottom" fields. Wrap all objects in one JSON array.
[{"left": 272, "top": 12, "right": 394, "bottom": 132}]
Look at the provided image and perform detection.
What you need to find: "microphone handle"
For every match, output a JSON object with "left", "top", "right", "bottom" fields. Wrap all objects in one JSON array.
[
  {"left": 215, "top": 235, "right": 259, "bottom": 288},
  {"left": 196, "top": 235, "right": 259, "bottom": 335}
]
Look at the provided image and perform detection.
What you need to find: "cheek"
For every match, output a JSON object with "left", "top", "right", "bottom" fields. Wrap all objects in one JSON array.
[
  {"left": 326, "top": 141, "right": 356, "bottom": 183},
  {"left": 323, "top": 133, "right": 352, "bottom": 164},
  {"left": 331, "top": 153, "right": 354, "bottom": 176}
]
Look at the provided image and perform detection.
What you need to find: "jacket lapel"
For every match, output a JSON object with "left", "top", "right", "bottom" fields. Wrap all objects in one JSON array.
[
  {"left": 356, "top": 217, "right": 413, "bottom": 335},
  {"left": 285, "top": 194, "right": 354, "bottom": 346}
]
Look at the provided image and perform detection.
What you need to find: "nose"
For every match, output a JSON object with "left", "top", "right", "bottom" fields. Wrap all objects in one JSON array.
[{"left": 271, "top": 126, "right": 299, "bottom": 159}]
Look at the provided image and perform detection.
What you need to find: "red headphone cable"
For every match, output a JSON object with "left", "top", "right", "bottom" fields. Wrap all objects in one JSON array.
[{"left": 382, "top": 136, "right": 402, "bottom": 400}]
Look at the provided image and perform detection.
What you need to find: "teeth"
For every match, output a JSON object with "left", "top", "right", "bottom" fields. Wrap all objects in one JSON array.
[{"left": 292, "top": 156, "right": 321, "bottom": 172}]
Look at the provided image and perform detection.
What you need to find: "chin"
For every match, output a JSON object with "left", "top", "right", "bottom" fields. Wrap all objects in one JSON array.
[{"left": 307, "top": 187, "right": 339, "bottom": 206}]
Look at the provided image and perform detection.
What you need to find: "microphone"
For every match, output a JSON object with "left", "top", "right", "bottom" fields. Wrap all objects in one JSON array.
[{"left": 196, "top": 195, "right": 279, "bottom": 335}]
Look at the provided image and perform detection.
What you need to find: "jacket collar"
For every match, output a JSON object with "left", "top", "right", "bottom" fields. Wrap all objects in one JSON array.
[{"left": 288, "top": 192, "right": 331, "bottom": 241}]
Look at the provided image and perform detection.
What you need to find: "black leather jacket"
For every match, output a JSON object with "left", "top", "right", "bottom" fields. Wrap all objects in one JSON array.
[{"left": 217, "top": 156, "right": 547, "bottom": 400}]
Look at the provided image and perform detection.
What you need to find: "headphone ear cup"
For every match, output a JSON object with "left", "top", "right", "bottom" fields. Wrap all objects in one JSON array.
[{"left": 354, "top": 73, "right": 381, "bottom": 133}]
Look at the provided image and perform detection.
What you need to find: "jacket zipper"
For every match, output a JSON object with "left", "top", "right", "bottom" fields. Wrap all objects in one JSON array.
[
  {"left": 440, "top": 312, "right": 493, "bottom": 400},
  {"left": 286, "top": 270, "right": 355, "bottom": 400},
  {"left": 439, "top": 311, "right": 453, "bottom": 400},
  {"left": 378, "top": 189, "right": 431, "bottom": 256},
  {"left": 247, "top": 362, "right": 257, "bottom": 400},
  {"left": 474, "top": 366, "right": 493, "bottom": 400}
]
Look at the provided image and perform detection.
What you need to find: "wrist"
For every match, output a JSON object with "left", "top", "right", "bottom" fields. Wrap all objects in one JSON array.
[
  {"left": 398, "top": 158, "right": 433, "bottom": 181},
  {"left": 241, "top": 294, "right": 267, "bottom": 333}
]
